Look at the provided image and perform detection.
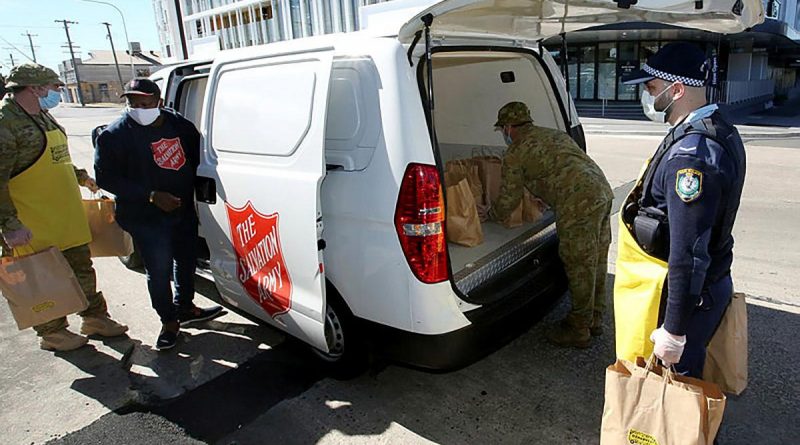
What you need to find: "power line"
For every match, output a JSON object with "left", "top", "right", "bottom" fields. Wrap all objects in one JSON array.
[{"left": 0, "top": 36, "right": 35, "bottom": 63}]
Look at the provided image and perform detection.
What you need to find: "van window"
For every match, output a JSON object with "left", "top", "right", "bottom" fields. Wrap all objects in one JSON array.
[
  {"left": 177, "top": 76, "right": 207, "bottom": 129},
  {"left": 325, "top": 58, "right": 381, "bottom": 171},
  {"left": 211, "top": 61, "right": 320, "bottom": 156}
]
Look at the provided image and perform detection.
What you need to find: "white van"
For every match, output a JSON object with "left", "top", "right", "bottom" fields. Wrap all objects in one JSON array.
[{"left": 145, "top": 0, "right": 762, "bottom": 373}]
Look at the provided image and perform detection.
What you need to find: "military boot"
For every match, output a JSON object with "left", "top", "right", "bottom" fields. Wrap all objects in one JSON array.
[
  {"left": 590, "top": 311, "right": 604, "bottom": 337},
  {"left": 40, "top": 328, "right": 88, "bottom": 351},
  {"left": 546, "top": 315, "right": 591, "bottom": 349},
  {"left": 80, "top": 315, "right": 129, "bottom": 337}
]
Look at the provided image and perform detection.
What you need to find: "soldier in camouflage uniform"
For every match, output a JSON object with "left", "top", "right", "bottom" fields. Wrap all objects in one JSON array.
[
  {"left": 0, "top": 64, "right": 128, "bottom": 351},
  {"left": 490, "top": 102, "right": 613, "bottom": 348}
]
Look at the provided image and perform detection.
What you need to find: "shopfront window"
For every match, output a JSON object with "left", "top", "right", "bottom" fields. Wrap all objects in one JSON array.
[
  {"left": 598, "top": 43, "right": 616, "bottom": 100},
  {"left": 617, "top": 41, "right": 638, "bottom": 101},
  {"left": 579, "top": 46, "right": 596, "bottom": 100},
  {"left": 568, "top": 47, "right": 578, "bottom": 100}
]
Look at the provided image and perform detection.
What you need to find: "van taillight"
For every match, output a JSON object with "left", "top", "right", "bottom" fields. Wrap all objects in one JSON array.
[{"left": 394, "top": 163, "right": 449, "bottom": 284}]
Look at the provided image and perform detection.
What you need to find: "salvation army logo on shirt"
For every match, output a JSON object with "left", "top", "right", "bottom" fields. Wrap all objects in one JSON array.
[
  {"left": 150, "top": 137, "right": 186, "bottom": 171},
  {"left": 225, "top": 201, "right": 293, "bottom": 318}
]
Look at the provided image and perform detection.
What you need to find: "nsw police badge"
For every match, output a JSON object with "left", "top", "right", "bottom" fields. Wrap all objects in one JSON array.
[{"left": 675, "top": 168, "right": 703, "bottom": 202}]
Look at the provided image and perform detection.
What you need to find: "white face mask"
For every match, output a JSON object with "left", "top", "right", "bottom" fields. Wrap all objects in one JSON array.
[
  {"left": 126, "top": 106, "right": 161, "bottom": 126},
  {"left": 640, "top": 82, "right": 677, "bottom": 124}
]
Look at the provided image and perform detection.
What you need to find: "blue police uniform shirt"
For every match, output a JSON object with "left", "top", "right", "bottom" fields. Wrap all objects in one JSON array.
[{"left": 649, "top": 104, "right": 739, "bottom": 335}]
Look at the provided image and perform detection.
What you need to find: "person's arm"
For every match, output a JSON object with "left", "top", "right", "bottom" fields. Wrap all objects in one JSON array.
[
  {"left": 489, "top": 144, "right": 527, "bottom": 222},
  {"left": 661, "top": 138, "right": 726, "bottom": 336},
  {"left": 0, "top": 126, "right": 25, "bottom": 232},
  {"left": 94, "top": 130, "right": 149, "bottom": 202}
]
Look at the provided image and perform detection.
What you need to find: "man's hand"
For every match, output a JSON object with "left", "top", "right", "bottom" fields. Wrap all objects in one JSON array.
[
  {"left": 2, "top": 226, "right": 33, "bottom": 248},
  {"left": 650, "top": 326, "right": 687, "bottom": 367},
  {"left": 151, "top": 191, "right": 182, "bottom": 213},
  {"left": 477, "top": 204, "right": 491, "bottom": 221},
  {"left": 83, "top": 177, "right": 100, "bottom": 193}
]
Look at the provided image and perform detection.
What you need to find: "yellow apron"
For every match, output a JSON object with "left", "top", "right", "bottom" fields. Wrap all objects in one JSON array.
[
  {"left": 613, "top": 161, "right": 669, "bottom": 362},
  {"left": 8, "top": 127, "right": 91, "bottom": 256}
]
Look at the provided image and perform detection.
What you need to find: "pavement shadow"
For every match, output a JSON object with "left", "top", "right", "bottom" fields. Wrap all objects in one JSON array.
[
  {"left": 55, "top": 318, "right": 285, "bottom": 413},
  {"left": 216, "top": 274, "right": 800, "bottom": 445}
]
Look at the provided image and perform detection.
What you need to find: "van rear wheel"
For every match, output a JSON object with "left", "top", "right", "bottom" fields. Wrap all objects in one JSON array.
[{"left": 311, "top": 297, "right": 368, "bottom": 379}]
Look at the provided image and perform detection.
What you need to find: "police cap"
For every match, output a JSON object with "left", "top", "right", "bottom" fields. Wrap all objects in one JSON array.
[{"left": 622, "top": 42, "right": 708, "bottom": 87}]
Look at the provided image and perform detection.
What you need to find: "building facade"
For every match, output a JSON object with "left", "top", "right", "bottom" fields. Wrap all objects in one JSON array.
[
  {"left": 151, "top": 0, "right": 388, "bottom": 63},
  {"left": 543, "top": 0, "right": 800, "bottom": 109},
  {"left": 58, "top": 50, "right": 162, "bottom": 104}
]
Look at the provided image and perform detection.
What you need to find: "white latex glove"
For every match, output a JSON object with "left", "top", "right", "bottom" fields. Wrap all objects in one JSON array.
[
  {"left": 650, "top": 326, "right": 687, "bottom": 367},
  {"left": 2, "top": 226, "right": 33, "bottom": 248}
]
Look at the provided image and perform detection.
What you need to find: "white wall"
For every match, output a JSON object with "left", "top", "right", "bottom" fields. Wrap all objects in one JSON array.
[{"left": 431, "top": 53, "right": 564, "bottom": 148}]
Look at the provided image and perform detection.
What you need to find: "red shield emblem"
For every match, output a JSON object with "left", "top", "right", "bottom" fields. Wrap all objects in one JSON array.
[
  {"left": 150, "top": 137, "right": 186, "bottom": 171},
  {"left": 225, "top": 201, "right": 293, "bottom": 317}
]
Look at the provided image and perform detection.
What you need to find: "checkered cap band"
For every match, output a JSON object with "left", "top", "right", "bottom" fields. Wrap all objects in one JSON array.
[{"left": 643, "top": 63, "right": 705, "bottom": 87}]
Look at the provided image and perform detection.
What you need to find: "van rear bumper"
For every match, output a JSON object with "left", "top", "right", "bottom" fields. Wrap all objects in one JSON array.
[{"left": 355, "top": 238, "right": 567, "bottom": 371}]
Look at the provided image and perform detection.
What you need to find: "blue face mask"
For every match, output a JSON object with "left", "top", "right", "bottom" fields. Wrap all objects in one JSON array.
[
  {"left": 503, "top": 130, "right": 513, "bottom": 146},
  {"left": 39, "top": 90, "right": 62, "bottom": 110}
]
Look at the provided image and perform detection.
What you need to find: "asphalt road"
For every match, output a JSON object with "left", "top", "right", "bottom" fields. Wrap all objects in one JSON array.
[{"left": 2, "top": 106, "right": 798, "bottom": 445}]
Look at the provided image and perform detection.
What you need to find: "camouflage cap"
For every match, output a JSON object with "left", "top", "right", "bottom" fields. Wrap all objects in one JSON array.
[
  {"left": 494, "top": 101, "right": 533, "bottom": 127},
  {"left": 5, "top": 63, "right": 64, "bottom": 88}
]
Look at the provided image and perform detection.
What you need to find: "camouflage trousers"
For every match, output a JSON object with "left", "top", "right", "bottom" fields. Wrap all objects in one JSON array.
[
  {"left": 1, "top": 243, "right": 108, "bottom": 335},
  {"left": 557, "top": 199, "right": 613, "bottom": 328}
]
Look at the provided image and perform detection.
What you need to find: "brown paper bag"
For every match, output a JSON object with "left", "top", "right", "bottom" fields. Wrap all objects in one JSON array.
[
  {"left": 83, "top": 198, "right": 134, "bottom": 257},
  {"left": 601, "top": 357, "right": 726, "bottom": 445},
  {"left": 523, "top": 189, "right": 546, "bottom": 223},
  {"left": 703, "top": 292, "right": 748, "bottom": 395},
  {"left": 0, "top": 247, "right": 89, "bottom": 330},
  {"left": 445, "top": 178, "right": 483, "bottom": 247},
  {"left": 470, "top": 156, "right": 503, "bottom": 206},
  {"left": 444, "top": 160, "right": 483, "bottom": 205}
]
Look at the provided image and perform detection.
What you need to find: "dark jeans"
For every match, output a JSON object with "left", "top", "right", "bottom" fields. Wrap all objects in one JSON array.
[
  {"left": 674, "top": 274, "right": 733, "bottom": 378},
  {"left": 122, "top": 215, "right": 198, "bottom": 324}
]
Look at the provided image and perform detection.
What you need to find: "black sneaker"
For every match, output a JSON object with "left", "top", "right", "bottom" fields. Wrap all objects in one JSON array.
[
  {"left": 156, "top": 323, "right": 180, "bottom": 351},
  {"left": 178, "top": 305, "right": 224, "bottom": 326}
]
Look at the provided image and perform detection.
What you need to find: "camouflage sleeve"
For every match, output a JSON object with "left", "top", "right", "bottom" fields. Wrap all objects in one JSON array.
[
  {"left": 0, "top": 125, "right": 23, "bottom": 232},
  {"left": 490, "top": 145, "right": 526, "bottom": 221},
  {"left": 73, "top": 165, "right": 89, "bottom": 185}
]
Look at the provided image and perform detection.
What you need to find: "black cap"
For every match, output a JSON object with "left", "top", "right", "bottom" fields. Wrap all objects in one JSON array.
[
  {"left": 121, "top": 77, "right": 161, "bottom": 97},
  {"left": 622, "top": 42, "right": 708, "bottom": 87}
]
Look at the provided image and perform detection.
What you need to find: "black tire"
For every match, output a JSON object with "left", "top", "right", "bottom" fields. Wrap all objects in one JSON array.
[
  {"left": 310, "top": 292, "right": 369, "bottom": 379},
  {"left": 119, "top": 249, "right": 143, "bottom": 270}
]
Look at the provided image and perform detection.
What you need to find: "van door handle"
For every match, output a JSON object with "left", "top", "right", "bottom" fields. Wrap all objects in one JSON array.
[{"left": 195, "top": 176, "right": 217, "bottom": 204}]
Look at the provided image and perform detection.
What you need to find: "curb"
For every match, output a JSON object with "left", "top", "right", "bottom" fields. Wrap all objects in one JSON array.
[{"left": 585, "top": 130, "right": 800, "bottom": 140}]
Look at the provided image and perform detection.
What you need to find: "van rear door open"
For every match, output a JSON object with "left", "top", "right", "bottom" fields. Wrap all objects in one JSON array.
[{"left": 196, "top": 47, "right": 334, "bottom": 353}]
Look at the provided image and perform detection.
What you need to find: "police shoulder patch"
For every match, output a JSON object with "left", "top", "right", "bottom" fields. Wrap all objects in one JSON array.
[{"left": 675, "top": 168, "right": 703, "bottom": 202}]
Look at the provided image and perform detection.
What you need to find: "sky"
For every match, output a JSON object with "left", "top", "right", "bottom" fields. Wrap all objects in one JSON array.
[{"left": 0, "top": 0, "right": 161, "bottom": 77}]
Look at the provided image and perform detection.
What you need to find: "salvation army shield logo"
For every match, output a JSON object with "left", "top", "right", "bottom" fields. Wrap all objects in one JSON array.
[
  {"left": 150, "top": 137, "right": 186, "bottom": 171},
  {"left": 225, "top": 201, "right": 293, "bottom": 317}
]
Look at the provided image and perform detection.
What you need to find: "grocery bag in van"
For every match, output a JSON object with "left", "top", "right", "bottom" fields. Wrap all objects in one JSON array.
[{"left": 445, "top": 178, "right": 483, "bottom": 247}]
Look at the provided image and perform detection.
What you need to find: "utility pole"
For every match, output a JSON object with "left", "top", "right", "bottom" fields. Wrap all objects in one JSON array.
[
  {"left": 101, "top": 22, "right": 124, "bottom": 96},
  {"left": 55, "top": 19, "right": 84, "bottom": 106},
  {"left": 8, "top": 53, "right": 14, "bottom": 67},
  {"left": 22, "top": 31, "right": 37, "bottom": 63}
]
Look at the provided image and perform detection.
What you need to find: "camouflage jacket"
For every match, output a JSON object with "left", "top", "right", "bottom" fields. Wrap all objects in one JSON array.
[
  {"left": 491, "top": 123, "right": 613, "bottom": 226},
  {"left": 0, "top": 95, "right": 88, "bottom": 232}
]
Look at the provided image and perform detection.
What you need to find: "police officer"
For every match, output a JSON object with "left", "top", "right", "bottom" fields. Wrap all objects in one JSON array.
[
  {"left": 615, "top": 42, "right": 746, "bottom": 378},
  {"left": 95, "top": 78, "right": 221, "bottom": 351},
  {"left": 491, "top": 102, "right": 613, "bottom": 348},
  {"left": 0, "top": 63, "right": 128, "bottom": 351}
]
